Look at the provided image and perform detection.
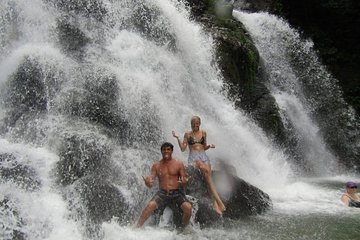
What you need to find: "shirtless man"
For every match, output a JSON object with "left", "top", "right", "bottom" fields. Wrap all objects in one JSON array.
[{"left": 136, "top": 142, "right": 192, "bottom": 229}]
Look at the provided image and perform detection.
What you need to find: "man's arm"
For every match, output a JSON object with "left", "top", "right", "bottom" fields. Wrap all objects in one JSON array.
[{"left": 142, "top": 163, "right": 157, "bottom": 188}]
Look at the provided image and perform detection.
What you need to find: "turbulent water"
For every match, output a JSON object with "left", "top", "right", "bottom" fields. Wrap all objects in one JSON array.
[
  {"left": 233, "top": 10, "right": 359, "bottom": 175},
  {"left": 232, "top": 10, "right": 340, "bottom": 175},
  {"left": 0, "top": 1, "right": 359, "bottom": 239}
]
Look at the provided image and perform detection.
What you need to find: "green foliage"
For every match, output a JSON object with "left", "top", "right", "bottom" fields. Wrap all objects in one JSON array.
[{"left": 244, "top": 49, "right": 258, "bottom": 92}]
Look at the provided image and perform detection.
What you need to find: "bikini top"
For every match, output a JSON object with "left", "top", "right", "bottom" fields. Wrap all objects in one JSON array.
[
  {"left": 349, "top": 199, "right": 360, "bottom": 208},
  {"left": 187, "top": 131, "right": 205, "bottom": 145},
  {"left": 345, "top": 194, "right": 360, "bottom": 208}
]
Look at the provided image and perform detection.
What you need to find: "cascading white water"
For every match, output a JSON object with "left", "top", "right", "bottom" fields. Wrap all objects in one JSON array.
[
  {"left": 0, "top": 139, "right": 83, "bottom": 240},
  {"left": 0, "top": 0, "right": 292, "bottom": 239},
  {"left": 103, "top": 1, "right": 292, "bottom": 187},
  {"left": 1, "top": 0, "right": 359, "bottom": 239},
  {"left": 231, "top": 9, "right": 360, "bottom": 221},
  {"left": 233, "top": 10, "right": 340, "bottom": 175}
]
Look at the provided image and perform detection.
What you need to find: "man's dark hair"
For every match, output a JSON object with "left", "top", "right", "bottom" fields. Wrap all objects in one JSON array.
[{"left": 161, "top": 142, "right": 174, "bottom": 151}]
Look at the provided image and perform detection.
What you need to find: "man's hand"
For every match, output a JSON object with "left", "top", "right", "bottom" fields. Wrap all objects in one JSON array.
[
  {"left": 179, "top": 175, "right": 191, "bottom": 185},
  {"left": 142, "top": 175, "right": 154, "bottom": 188}
]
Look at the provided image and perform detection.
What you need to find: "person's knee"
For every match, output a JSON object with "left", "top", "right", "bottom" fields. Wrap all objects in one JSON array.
[
  {"left": 201, "top": 165, "right": 211, "bottom": 176},
  {"left": 146, "top": 201, "right": 158, "bottom": 211},
  {"left": 181, "top": 202, "right": 192, "bottom": 215},
  {"left": 195, "top": 160, "right": 202, "bottom": 169}
]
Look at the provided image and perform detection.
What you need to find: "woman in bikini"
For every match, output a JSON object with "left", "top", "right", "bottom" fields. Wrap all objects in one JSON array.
[
  {"left": 341, "top": 181, "right": 360, "bottom": 208},
  {"left": 172, "top": 116, "right": 226, "bottom": 214}
]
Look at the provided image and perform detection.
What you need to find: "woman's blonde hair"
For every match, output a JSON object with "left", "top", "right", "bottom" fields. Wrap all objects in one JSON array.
[{"left": 191, "top": 116, "right": 201, "bottom": 124}]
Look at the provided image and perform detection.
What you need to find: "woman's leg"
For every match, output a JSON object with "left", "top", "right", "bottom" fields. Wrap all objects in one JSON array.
[{"left": 195, "top": 160, "right": 226, "bottom": 214}]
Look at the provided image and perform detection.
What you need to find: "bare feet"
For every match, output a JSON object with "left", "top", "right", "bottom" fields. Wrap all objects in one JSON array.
[{"left": 213, "top": 201, "right": 226, "bottom": 215}]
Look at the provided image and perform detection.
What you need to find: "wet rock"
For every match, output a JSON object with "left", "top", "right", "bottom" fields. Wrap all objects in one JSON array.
[
  {"left": 0, "top": 153, "right": 41, "bottom": 191},
  {"left": 219, "top": 173, "right": 272, "bottom": 218},
  {"left": 45, "top": 0, "right": 107, "bottom": 22},
  {"left": 57, "top": 69, "right": 130, "bottom": 142},
  {"left": 0, "top": 197, "right": 26, "bottom": 240},
  {"left": 62, "top": 175, "right": 128, "bottom": 238},
  {"left": 56, "top": 19, "right": 90, "bottom": 58},
  {"left": 74, "top": 176, "right": 128, "bottom": 224},
  {"left": 165, "top": 166, "right": 271, "bottom": 228},
  {"left": 55, "top": 132, "right": 112, "bottom": 186},
  {"left": 2, "top": 58, "right": 47, "bottom": 125},
  {"left": 1, "top": 57, "right": 61, "bottom": 134},
  {"left": 131, "top": 3, "right": 177, "bottom": 50}
]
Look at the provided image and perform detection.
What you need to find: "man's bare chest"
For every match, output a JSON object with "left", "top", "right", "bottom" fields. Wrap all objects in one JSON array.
[{"left": 157, "top": 164, "right": 179, "bottom": 177}]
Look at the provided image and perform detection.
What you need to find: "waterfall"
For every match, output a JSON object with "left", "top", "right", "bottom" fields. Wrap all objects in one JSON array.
[
  {"left": 233, "top": 10, "right": 359, "bottom": 176},
  {"left": 0, "top": 0, "right": 292, "bottom": 239}
]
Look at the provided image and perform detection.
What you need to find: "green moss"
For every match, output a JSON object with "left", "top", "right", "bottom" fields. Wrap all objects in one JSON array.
[
  {"left": 187, "top": 0, "right": 260, "bottom": 95},
  {"left": 215, "top": 17, "right": 247, "bottom": 41},
  {"left": 211, "top": 14, "right": 259, "bottom": 94},
  {"left": 244, "top": 48, "right": 259, "bottom": 92}
]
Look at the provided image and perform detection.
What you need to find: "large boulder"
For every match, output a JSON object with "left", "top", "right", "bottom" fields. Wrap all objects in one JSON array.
[
  {"left": 156, "top": 165, "right": 271, "bottom": 228},
  {"left": 55, "top": 129, "right": 112, "bottom": 186},
  {"left": 0, "top": 153, "right": 41, "bottom": 191},
  {"left": 71, "top": 176, "right": 128, "bottom": 224},
  {"left": 2, "top": 58, "right": 53, "bottom": 129},
  {"left": 62, "top": 175, "right": 129, "bottom": 238},
  {"left": 0, "top": 56, "right": 62, "bottom": 142},
  {"left": 131, "top": 2, "right": 177, "bottom": 50},
  {"left": 55, "top": 68, "right": 130, "bottom": 142},
  {"left": 56, "top": 19, "right": 90, "bottom": 59}
]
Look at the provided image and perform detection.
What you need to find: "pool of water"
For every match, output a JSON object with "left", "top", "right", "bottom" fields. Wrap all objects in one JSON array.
[{"left": 101, "top": 176, "right": 360, "bottom": 240}]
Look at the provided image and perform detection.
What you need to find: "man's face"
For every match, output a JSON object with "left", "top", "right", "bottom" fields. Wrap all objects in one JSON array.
[{"left": 161, "top": 146, "right": 173, "bottom": 160}]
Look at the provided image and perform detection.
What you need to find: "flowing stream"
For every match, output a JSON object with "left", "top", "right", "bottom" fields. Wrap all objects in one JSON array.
[{"left": 0, "top": 1, "right": 359, "bottom": 239}]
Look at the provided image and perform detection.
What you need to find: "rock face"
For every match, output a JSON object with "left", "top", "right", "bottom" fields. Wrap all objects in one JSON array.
[
  {"left": 233, "top": 0, "right": 280, "bottom": 12},
  {"left": 0, "top": 153, "right": 41, "bottom": 191},
  {"left": 70, "top": 176, "right": 128, "bottom": 224},
  {"left": 159, "top": 166, "right": 271, "bottom": 228},
  {"left": 183, "top": 0, "right": 289, "bottom": 153},
  {"left": 0, "top": 197, "right": 26, "bottom": 240}
]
